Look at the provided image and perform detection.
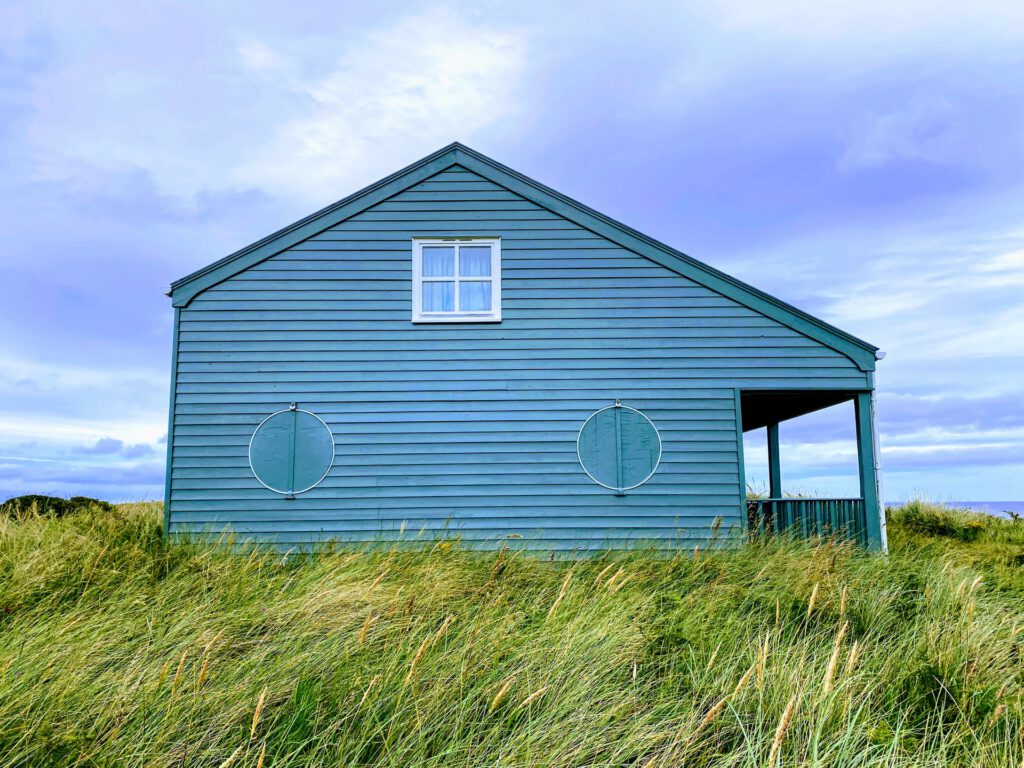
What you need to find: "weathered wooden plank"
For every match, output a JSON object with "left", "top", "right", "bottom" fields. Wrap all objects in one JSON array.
[
  {"left": 172, "top": 396, "right": 733, "bottom": 412},
  {"left": 169, "top": 516, "right": 735, "bottom": 533},
  {"left": 168, "top": 493, "right": 739, "bottom": 510},
  {"left": 173, "top": 406, "right": 733, "bottom": 424},
  {"left": 176, "top": 336, "right": 818, "bottom": 352},
  {"left": 369, "top": 199, "right": 545, "bottom": 211},
  {"left": 177, "top": 324, "right": 791, "bottom": 338},
  {"left": 175, "top": 348, "right": 844, "bottom": 365},
  {"left": 346, "top": 210, "right": 562, "bottom": 222},
  {"left": 319, "top": 227, "right": 601, "bottom": 238}
]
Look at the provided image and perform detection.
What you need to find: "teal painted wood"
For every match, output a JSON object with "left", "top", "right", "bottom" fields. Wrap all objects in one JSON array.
[
  {"left": 162, "top": 307, "right": 180, "bottom": 535},
  {"left": 855, "top": 392, "right": 886, "bottom": 551},
  {"left": 749, "top": 499, "right": 867, "bottom": 544},
  {"left": 767, "top": 423, "right": 782, "bottom": 498},
  {"left": 249, "top": 408, "right": 334, "bottom": 494},
  {"left": 577, "top": 405, "right": 662, "bottom": 492},
  {"left": 733, "top": 390, "right": 746, "bottom": 504},
  {"left": 166, "top": 163, "right": 875, "bottom": 550}
]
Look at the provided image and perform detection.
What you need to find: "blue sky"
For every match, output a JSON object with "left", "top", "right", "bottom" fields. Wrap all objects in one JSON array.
[{"left": 1, "top": 1, "right": 1022, "bottom": 503}]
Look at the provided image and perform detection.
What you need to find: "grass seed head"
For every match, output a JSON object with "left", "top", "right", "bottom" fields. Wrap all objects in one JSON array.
[
  {"left": 368, "top": 568, "right": 391, "bottom": 591},
  {"left": 489, "top": 674, "right": 517, "bottom": 713},
  {"left": 518, "top": 685, "right": 549, "bottom": 709},
  {"left": 604, "top": 567, "right": 625, "bottom": 590},
  {"left": 357, "top": 614, "right": 378, "bottom": 645},
  {"left": 433, "top": 613, "right": 456, "bottom": 644},
  {"left": 609, "top": 571, "right": 634, "bottom": 593},
  {"left": 157, "top": 660, "right": 170, "bottom": 688},
  {"left": 359, "top": 675, "right": 380, "bottom": 706},
  {"left": 218, "top": 744, "right": 243, "bottom": 768},
  {"left": 197, "top": 656, "right": 210, "bottom": 689},
  {"left": 844, "top": 641, "right": 861, "bottom": 678},
  {"left": 821, "top": 621, "right": 849, "bottom": 696},
  {"left": 704, "top": 644, "right": 720, "bottom": 674},
  {"left": 734, "top": 660, "right": 757, "bottom": 695},
  {"left": 767, "top": 693, "right": 800, "bottom": 765},
  {"left": 491, "top": 544, "right": 508, "bottom": 579},
  {"left": 250, "top": 688, "right": 268, "bottom": 740},
  {"left": 990, "top": 703, "right": 1006, "bottom": 725},
  {"left": 594, "top": 561, "right": 617, "bottom": 586},
  {"left": 405, "top": 635, "right": 433, "bottom": 685},
  {"left": 547, "top": 571, "right": 573, "bottom": 620},
  {"left": 171, "top": 650, "right": 187, "bottom": 694},
  {"left": 806, "top": 582, "right": 819, "bottom": 621},
  {"left": 694, "top": 694, "right": 729, "bottom": 735}
]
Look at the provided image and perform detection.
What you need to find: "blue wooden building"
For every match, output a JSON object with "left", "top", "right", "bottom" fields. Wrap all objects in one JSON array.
[{"left": 164, "top": 143, "right": 886, "bottom": 551}]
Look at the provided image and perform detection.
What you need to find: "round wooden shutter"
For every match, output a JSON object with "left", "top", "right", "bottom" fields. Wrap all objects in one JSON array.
[
  {"left": 577, "top": 402, "right": 662, "bottom": 493},
  {"left": 249, "top": 405, "right": 334, "bottom": 495}
]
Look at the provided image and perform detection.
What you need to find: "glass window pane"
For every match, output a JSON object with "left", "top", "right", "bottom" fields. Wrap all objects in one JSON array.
[
  {"left": 422, "top": 281, "right": 454, "bottom": 312},
  {"left": 422, "top": 246, "right": 454, "bottom": 277},
  {"left": 460, "top": 281, "right": 492, "bottom": 311},
  {"left": 459, "top": 246, "right": 491, "bottom": 276}
]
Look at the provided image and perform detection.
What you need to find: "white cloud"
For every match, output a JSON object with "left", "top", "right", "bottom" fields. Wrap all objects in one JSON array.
[
  {"left": 6, "top": 5, "right": 526, "bottom": 206},
  {"left": 0, "top": 356, "right": 165, "bottom": 446},
  {"left": 839, "top": 94, "right": 962, "bottom": 172},
  {"left": 702, "top": 0, "right": 1024, "bottom": 50},
  {"left": 238, "top": 40, "right": 285, "bottom": 72},
  {"left": 729, "top": 218, "right": 1024, "bottom": 382},
  {"left": 233, "top": 8, "right": 527, "bottom": 203}
]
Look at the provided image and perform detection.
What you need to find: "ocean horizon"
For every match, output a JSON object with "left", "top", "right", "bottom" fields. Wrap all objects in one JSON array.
[{"left": 890, "top": 500, "right": 1024, "bottom": 519}]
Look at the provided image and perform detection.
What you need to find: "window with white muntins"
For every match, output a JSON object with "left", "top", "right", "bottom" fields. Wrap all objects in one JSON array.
[{"left": 412, "top": 238, "right": 501, "bottom": 323}]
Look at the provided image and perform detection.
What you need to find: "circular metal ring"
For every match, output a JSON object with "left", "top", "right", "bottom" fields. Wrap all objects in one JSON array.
[
  {"left": 248, "top": 407, "right": 334, "bottom": 495},
  {"left": 576, "top": 403, "right": 663, "bottom": 492}
]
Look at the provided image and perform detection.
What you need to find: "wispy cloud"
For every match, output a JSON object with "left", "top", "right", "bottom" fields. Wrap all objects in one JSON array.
[
  {"left": 72, "top": 437, "right": 155, "bottom": 459},
  {"left": 234, "top": 8, "right": 528, "bottom": 204}
]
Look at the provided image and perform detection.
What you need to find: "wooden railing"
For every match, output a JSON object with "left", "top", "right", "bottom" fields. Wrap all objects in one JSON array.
[{"left": 747, "top": 498, "right": 867, "bottom": 545}]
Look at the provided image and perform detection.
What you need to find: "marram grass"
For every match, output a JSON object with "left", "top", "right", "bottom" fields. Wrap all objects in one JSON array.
[{"left": 0, "top": 500, "right": 1022, "bottom": 767}]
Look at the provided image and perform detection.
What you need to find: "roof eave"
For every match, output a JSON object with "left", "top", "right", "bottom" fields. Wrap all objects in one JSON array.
[{"left": 168, "top": 142, "right": 467, "bottom": 304}]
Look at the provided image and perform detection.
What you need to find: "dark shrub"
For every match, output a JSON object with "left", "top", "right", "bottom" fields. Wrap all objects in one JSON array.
[{"left": 0, "top": 495, "right": 113, "bottom": 518}]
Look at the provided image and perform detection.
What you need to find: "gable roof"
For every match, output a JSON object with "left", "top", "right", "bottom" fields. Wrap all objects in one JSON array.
[{"left": 169, "top": 142, "right": 880, "bottom": 371}]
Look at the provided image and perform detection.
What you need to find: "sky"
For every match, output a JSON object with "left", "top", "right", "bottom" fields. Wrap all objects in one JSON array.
[{"left": 1, "top": 1, "right": 1022, "bottom": 503}]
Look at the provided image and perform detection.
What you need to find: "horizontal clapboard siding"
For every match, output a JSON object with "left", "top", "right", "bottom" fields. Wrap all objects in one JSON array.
[{"left": 168, "top": 165, "right": 869, "bottom": 549}]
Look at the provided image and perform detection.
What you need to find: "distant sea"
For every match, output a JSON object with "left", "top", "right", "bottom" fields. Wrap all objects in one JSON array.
[{"left": 931, "top": 501, "right": 1022, "bottom": 519}]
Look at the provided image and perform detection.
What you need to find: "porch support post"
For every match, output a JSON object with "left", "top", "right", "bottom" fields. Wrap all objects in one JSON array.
[
  {"left": 767, "top": 422, "right": 782, "bottom": 499},
  {"left": 854, "top": 391, "right": 887, "bottom": 552}
]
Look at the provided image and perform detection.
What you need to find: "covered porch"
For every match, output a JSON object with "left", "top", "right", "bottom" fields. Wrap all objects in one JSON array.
[{"left": 739, "top": 389, "right": 886, "bottom": 550}]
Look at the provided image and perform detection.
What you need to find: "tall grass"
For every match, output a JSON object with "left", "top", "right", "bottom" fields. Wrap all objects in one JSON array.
[{"left": 0, "top": 500, "right": 1021, "bottom": 767}]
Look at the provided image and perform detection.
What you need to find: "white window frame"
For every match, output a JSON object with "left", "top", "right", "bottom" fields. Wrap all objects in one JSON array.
[{"left": 411, "top": 237, "right": 502, "bottom": 323}]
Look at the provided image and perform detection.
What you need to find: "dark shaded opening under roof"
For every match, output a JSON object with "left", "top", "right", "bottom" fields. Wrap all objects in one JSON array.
[{"left": 740, "top": 390, "right": 857, "bottom": 432}]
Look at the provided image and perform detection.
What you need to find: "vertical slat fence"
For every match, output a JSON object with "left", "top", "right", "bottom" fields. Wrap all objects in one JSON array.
[{"left": 747, "top": 498, "right": 867, "bottom": 545}]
